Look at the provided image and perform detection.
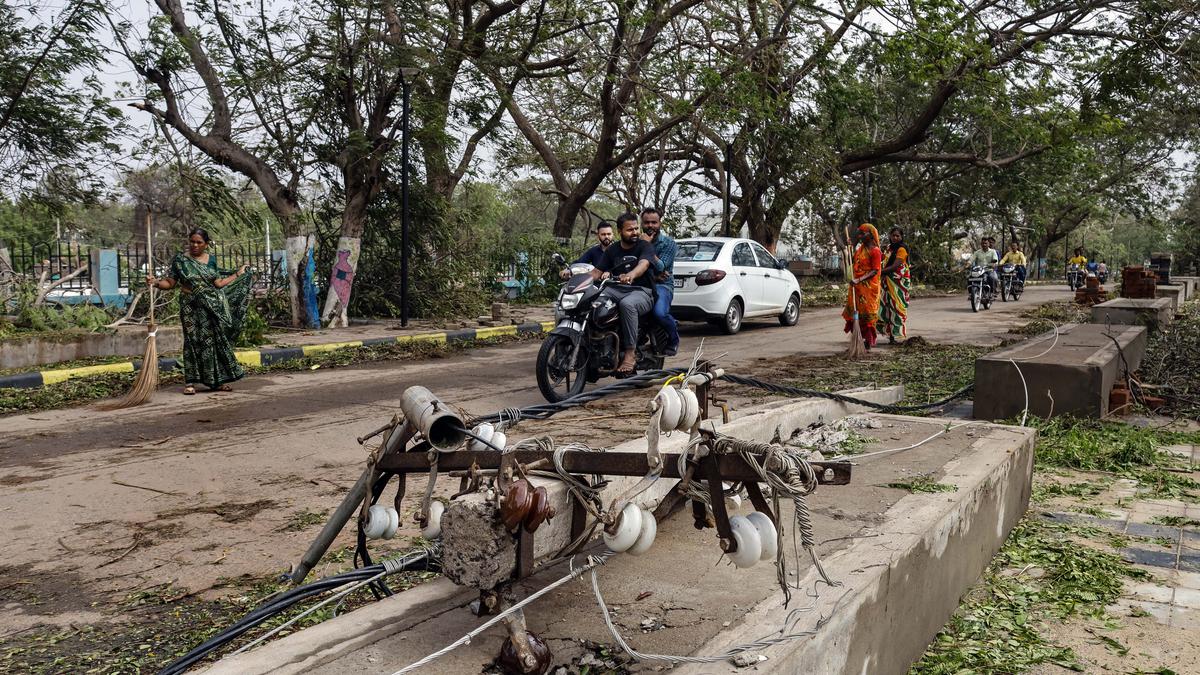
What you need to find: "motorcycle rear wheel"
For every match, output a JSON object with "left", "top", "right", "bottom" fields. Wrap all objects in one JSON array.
[{"left": 536, "top": 334, "right": 588, "bottom": 403}]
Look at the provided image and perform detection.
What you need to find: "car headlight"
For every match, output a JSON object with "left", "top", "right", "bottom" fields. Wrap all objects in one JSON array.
[{"left": 560, "top": 292, "right": 583, "bottom": 310}]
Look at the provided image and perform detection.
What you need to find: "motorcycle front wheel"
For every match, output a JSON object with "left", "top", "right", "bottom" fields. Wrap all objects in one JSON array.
[
  {"left": 536, "top": 334, "right": 588, "bottom": 403},
  {"left": 969, "top": 287, "right": 979, "bottom": 313},
  {"left": 1001, "top": 282, "right": 1009, "bottom": 302}
]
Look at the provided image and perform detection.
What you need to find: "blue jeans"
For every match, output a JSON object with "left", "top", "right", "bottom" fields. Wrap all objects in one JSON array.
[{"left": 653, "top": 282, "right": 680, "bottom": 347}]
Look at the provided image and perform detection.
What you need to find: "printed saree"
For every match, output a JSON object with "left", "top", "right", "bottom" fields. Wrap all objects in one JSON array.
[
  {"left": 880, "top": 245, "right": 911, "bottom": 339},
  {"left": 166, "top": 253, "right": 253, "bottom": 388}
]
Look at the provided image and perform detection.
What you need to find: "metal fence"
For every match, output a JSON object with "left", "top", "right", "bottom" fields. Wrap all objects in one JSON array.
[{"left": 3, "top": 240, "right": 284, "bottom": 296}]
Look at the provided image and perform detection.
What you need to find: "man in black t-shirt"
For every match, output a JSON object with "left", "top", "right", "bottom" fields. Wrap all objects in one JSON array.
[{"left": 591, "top": 212, "right": 655, "bottom": 375}]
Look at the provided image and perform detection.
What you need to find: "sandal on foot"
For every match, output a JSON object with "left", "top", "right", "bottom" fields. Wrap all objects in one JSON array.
[
  {"left": 217, "top": 384, "right": 233, "bottom": 392},
  {"left": 183, "top": 386, "right": 196, "bottom": 395}
]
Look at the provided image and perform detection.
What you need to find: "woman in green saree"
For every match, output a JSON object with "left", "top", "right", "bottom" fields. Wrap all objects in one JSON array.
[{"left": 146, "top": 228, "right": 254, "bottom": 394}]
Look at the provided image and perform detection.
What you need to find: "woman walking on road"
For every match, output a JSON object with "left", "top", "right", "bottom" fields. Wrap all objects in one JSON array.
[
  {"left": 879, "top": 226, "right": 911, "bottom": 344},
  {"left": 843, "top": 223, "right": 883, "bottom": 350},
  {"left": 146, "top": 228, "right": 254, "bottom": 394}
]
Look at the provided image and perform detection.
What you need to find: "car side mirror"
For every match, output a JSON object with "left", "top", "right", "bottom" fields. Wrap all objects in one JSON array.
[{"left": 776, "top": 258, "right": 788, "bottom": 270}]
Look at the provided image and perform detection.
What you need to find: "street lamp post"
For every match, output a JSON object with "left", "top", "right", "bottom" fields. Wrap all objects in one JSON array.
[{"left": 400, "top": 67, "right": 419, "bottom": 327}]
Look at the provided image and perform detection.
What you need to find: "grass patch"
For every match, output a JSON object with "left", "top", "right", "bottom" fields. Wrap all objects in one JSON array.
[
  {"left": 1149, "top": 515, "right": 1200, "bottom": 528},
  {"left": 0, "top": 332, "right": 540, "bottom": 415},
  {"left": 885, "top": 473, "right": 957, "bottom": 493},
  {"left": 279, "top": 508, "right": 328, "bottom": 532},
  {"left": 1032, "top": 417, "right": 1200, "bottom": 501},
  {"left": 1011, "top": 301, "right": 1090, "bottom": 336},
  {"left": 774, "top": 339, "right": 989, "bottom": 411},
  {"left": 1031, "top": 478, "right": 1111, "bottom": 503},
  {"left": 911, "top": 519, "right": 1148, "bottom": 674}
]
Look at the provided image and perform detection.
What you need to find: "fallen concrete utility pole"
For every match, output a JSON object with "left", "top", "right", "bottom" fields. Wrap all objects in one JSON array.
[{"left": 208, "top": 373, "right": 905, "bottom": 675}]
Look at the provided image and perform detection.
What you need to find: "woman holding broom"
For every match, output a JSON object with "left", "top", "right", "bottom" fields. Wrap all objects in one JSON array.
[
  {"left": 146, "top": 228, "right": 254, "bottom": 394},
  {"left": 843, "top": 223, "right": 883, "bottom": 351},
  {"left": 879, "top": 226, "right": 911, "bottom": 344}
]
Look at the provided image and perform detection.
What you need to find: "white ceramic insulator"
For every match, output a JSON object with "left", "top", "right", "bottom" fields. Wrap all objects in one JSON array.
[
  {"left": 656, "top": 387, "right": 682, "bottom": 431},
  {"left": 727, "top": 515, "right": 762, "bottom": 568},
  {"left": 678, "top": 388, "right": 699, "bottom": 429},
  {"left": 627, "top": 509, "right": 657, "bottom": 556},
  {"left": 382, "top": 507, "right": 400, "bottom": 539},
  {"left": 469, "top": 423, "right": 495, "bottom": 452},
  {"left": 421, "top": 501, "right": 445, "bottom": 540},
  {"left": 363, "top": 504, "right": 389, "bottom": 539},
  {"left": 746, "top": 511, "right": 778, "bottom": 561},
  {"left": 490, "top": 431, "right": 507, "bottom": 451},
  {"left": 602, "top": 503, "right": 644, "bottom": 553}
]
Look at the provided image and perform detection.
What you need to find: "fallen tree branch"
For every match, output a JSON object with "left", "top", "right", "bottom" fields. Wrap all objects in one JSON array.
[
  {"left": 106, "top": 290, "right": 146, "bottom": 328},
  {"left": 34, "top": 262, "right": 89, "bottom": 306}
]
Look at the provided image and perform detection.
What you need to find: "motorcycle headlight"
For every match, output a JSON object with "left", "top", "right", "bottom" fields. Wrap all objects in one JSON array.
[{"left": 560, "top": 292, "right": 583, "bottom": 310}]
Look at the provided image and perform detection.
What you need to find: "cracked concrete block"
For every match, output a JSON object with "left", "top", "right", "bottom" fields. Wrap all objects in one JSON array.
[{"left": 973, "top": 323, "right": 1148, "bottom": 420}]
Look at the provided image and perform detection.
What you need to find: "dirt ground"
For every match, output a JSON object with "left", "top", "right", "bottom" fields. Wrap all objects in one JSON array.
[{"left": 0, "top": 286, "right": 1064, "bottom": 671}]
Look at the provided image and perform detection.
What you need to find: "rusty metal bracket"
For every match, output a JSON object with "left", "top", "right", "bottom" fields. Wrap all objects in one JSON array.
[
  {"left": 701, "top": 454, "right": 736, "bottom": 553},
  {"left": 743, "top": 481, "right": 776, "bottom": 525},
  {"left": 376, "top": 449, "right": 852, "bottom": 485}
]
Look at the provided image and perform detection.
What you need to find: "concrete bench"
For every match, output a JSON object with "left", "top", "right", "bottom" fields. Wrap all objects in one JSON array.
[
  {"left": 974, "top": 323, "right": 1147, "bottom": 420},
  {"left": 1173, "top": 276, "right": 1197, "bottom": 299},
  {"left": 1091, "top": 297, "right": 1174, "bottom": 332},
  {"left": 1156, "top": 284, "right": 1186, "bottom": 311}
]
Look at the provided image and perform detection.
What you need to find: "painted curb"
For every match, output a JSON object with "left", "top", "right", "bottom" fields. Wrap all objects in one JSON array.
[{"left": 0, "top": 321, "right": 555, "bottom": 390}]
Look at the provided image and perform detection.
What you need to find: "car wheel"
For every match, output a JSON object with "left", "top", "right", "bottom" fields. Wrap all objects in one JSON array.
[
  {"left": 721, "top": 298, "right": 743, "bottom": 334},
  {"left": 778, "top": 293, "right": 800, "bottom": 326}
]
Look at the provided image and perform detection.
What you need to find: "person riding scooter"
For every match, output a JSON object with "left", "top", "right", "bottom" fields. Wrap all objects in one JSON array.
[{"left": 589, "top": 213, "right": 656, "bottom": 377}]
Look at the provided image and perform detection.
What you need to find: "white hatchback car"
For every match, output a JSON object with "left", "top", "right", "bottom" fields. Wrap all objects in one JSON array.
[{"left": 669, "top": 237, "right": 802, "bottom": 334}]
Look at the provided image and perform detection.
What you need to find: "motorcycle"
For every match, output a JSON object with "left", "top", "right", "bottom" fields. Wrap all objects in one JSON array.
[
  {"left": 967, "top": 265, "right": 994, "bottom": 313},
  {"left": 1066, "top": 263, "right": 1084, "bottom": 290},
  {"left": 535, "top": 253, "right": 669, "bottom": 402},
  {"left": 999, "top": 263, "right": 1023, "bottom": 301}
]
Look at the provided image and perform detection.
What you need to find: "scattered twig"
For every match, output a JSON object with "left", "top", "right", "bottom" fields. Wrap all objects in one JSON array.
[
  {"left": 98, "top": 533, "right": 145, "bottom": 568},
  {"left": 112, "top": 480, "right": 180, "bottom": 496}
]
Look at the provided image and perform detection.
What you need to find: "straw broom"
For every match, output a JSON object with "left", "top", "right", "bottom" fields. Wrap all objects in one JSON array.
[
  {"left": 102, "top": 212, "right": 158, "bottom": 409},
  {"left": 843, "top": 227, "right": 867, "bottom": 359}
]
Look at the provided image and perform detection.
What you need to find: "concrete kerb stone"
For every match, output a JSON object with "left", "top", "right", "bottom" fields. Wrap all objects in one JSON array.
[
  {"left": 1091, "top": 297, "right": 1174, "bottom": 332},
  {"left": 199, "top": 385, "right": 906, "bottom": 675},
  {"left": 973, "top": 323, "right": 1148, "bottom": 420},
  {"left": 677, "top": 419, "right": 1035, "bottom": 675},
  {"left": 0, "top": 321, "right": 555, "bottom": 390},
  {"left": 1156, "top": 284, "right": 1186, "bottom": 311}
]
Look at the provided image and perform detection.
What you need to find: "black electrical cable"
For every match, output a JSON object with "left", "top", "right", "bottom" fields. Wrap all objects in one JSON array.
[
  {"left": 715, "top": 373, "right": 974, "bottom": 413},
  {"left": 467, "top": 368, "right": 688, "bottom": 425},
  {"left": 158, "top": 548, "right": 438, "bottom": 675}
]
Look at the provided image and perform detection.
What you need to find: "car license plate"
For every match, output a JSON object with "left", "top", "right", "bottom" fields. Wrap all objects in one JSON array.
[{"left": 673, "top": 279, "right": 684, "bottom": 288}]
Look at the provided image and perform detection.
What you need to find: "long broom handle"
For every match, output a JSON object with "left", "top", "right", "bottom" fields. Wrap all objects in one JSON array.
[{"left": 146, "top": 212, "right": 155, "bottom": 325}]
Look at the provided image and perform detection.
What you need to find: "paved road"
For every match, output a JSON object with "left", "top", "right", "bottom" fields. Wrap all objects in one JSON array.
[{"left": 0, "top": 285, "right": 1064, "bottom": 635}]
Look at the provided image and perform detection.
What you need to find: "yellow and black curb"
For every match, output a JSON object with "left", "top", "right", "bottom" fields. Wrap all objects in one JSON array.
[{"left": 0, "top": 320, "right": 556, "bottom": 390}]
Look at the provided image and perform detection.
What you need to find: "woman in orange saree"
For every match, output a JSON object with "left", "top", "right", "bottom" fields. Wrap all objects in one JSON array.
[{"left": 843, "top": 223, "right": 883, "bottom": 350}]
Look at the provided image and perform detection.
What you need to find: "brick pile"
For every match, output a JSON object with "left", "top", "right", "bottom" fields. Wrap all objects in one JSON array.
[
  {"left": 1074, "top": 274, "right": 1109, "bottom": 305},
  {"left": 1120, "top": 265, "right": 1157, "bottom": 299}
]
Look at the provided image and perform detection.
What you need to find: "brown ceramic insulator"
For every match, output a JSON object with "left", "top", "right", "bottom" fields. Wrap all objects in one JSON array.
[
  {"left": 496, "top": 631, "right": 552, "bottom": 674},
  {"left": 500, "top": 479, "right": 533, "bottom": 531},
  {"left": 522, "top": 486, "right": 556, "bottom": 533}
]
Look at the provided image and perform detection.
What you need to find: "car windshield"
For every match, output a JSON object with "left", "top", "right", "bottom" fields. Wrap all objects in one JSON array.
[{"left": 676, "top": 241, "right": 723, "bottom": 263}]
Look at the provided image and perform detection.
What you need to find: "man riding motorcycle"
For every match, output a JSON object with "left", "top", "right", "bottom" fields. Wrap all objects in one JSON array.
[
  {"left": 970, "top": 237, "right": 1000, "bottom": 293},
  {"left": 999, "top": 241, "right": 1027, "bottom": 283},
  {"left": 589, "top": 213, "right": 656, "bottom": 377}
]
